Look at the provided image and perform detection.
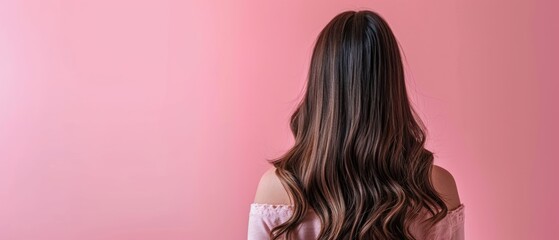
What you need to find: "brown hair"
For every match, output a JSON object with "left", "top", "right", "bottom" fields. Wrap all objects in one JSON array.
[{"left": 267, "top": 10, "right": 448, "bottom": 239}]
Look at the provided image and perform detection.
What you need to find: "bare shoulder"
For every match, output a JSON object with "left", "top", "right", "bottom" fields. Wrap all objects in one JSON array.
[
  {"left": 430, "top": 164, "right": 462, "bottom": 211},
  {"left": 253, "top": 166, "right": 292, "bottom": 205}
]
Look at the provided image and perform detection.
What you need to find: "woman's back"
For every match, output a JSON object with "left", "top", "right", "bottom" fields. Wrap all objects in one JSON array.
[
  {"left": 247, "top": 165, "right": 464, "bottom": 239},
  {"left": 248, "top": 9, "right": 464, "bottom": 240}
]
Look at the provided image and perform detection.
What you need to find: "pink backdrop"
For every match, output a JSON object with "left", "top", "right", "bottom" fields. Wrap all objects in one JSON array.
[{"left": 1, "top": 0, "right": 557, "bottom": 239}]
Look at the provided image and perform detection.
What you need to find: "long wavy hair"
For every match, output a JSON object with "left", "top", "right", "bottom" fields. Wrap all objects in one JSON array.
[{"left": 267, "top": 10, "right": 449, "bottom": 240}]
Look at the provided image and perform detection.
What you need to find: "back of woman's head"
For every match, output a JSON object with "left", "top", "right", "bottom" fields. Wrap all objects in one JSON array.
[{"left": 268, "top": 9, "right": 449, "bottom": 240}]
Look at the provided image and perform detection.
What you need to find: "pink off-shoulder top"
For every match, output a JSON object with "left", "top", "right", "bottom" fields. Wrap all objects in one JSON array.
[{"left": 247, "top": 203, "right": 465, "bottom": 240}]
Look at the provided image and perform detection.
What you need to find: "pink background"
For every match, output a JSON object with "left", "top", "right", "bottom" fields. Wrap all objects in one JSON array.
[{"left": 1, "top": 0, "right": 557, "bottom": 239}]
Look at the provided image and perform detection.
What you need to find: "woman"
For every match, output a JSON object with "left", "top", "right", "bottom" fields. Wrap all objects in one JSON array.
[{"left": 247, "top": 9, "right": 464, "bottom": 240}]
